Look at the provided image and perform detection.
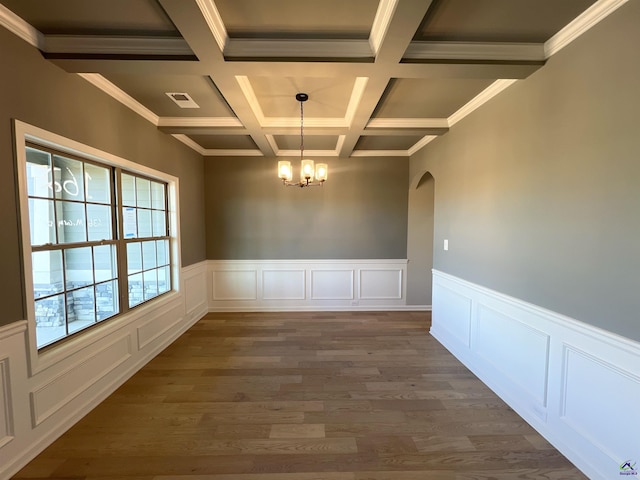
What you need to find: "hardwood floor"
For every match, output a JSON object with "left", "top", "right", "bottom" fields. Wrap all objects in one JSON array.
[{"left": 12, "top": 311, "right": 587, "bottom": 479}]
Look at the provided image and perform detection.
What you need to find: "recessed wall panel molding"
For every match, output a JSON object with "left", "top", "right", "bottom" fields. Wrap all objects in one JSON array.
[
  {"left": 475, "top": 304, "right": 550, "bottom": 411},
  {"left": 262, "top": 269, "right": 306, "bottom": 300},
  {"left": 431, "top": 282, "right": 472, "bottom": 348},
  {"left": 359, "top": 268, "right": 403, "bottom": 300},
  {"left": 137, "top": 300, "right": 185, "bottom": 350},
  {"left": 311, "top": 269, "right": 354, "bottom": 300},
  {"left": 183, "top": 263, "right": 208, "bottom": 319},
  {"left": 30, "top": 334, "right": 132, "bottom": 426},
  {"left": 0, "top": 358, "right": 13, "bottom": 449},
  {"left": 212, "top": 269, "right": 258, "bottom": 300},
  {"left": 431, "top": 269, "right": 640, "bottom": 480},
  {"left": 559, "top": 345, "right": 640, "bottom": 468},
  {"left": 208, "top": 260, "right": 410, "bottom": 311}
]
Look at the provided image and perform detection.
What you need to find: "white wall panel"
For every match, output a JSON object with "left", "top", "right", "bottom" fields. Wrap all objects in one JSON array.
[
  {"left": 475, "top": 304, "right": 549, "bottom": 408},
  {"left": 212, "top": 270, "right": 258, "bottom": 300},
  {"left": 30, "top": 334, "right": 132, "bottom": 426},
  {"left": 311, "top": 270, "right": 354, "bottom": 300},
  {"left": 263, "top": 270, "right": 306, "bottom": 300},
  {"left": 431, "top": 269, "right": 640, "bottom": 480},
  {"left": 560, "top": 346, "right": 640, "bottom": 464},
  {"left": 359, "top": 269, "right": 402, "bottom": 299},
  {"left": 137, "top": 300, "right": 184, "bottom": 350},
  {"left": 184, "top": 268, "right": 207, "bottom": 316},
  {"left": 432, "top": 282, "right": 472, "bottom": 347},
  {"left": 208, "top": 260, "right": 411, "bottom": 311},
  {"left": 0, "top": 358, "right": 12, "bottom": 448}
]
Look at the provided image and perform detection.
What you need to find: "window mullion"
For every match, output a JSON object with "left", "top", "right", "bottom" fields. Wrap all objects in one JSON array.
[{"left": 114, "top": 168, "right": 130, "bottom": 314}]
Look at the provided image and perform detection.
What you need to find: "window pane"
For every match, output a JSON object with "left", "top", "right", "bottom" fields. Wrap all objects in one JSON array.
[
  {"left": 53, "top": 155, "right": 85, "bottom": 201},
  {"left": 96, "top": 280, "right": 119, "bottom": 321},
  {"left": 142, "top": 241, "right": 157, "bottom": 270},
  {"left": 87, "top": 203, "right": 113, "bottom": 241},
  {"left": 35, "top": 294, "right": 66, "bottom": 348},
  {"left": 26, "top": 148, "right": 53, "bottom": 198},
  {"left": 84, "top": 163, "right": 111, "bottom": 204},
  {"left": 32, "top": 250, "right": 63, "bottom": 298},
  {"left": 121, "top": 173, "right": 136, "bottom": 206},
  {"left": 29, "top": 198, "right": 56, "bottom": 245},
  {"left": 94, "top": 244, "right": 117, "bottom": 282},
  {"left": 67, "top": 286, "right": 96, "bottom": 333},
  {"left": 64, "top": 246, "right": 93, "bottom": 290},
  {"left": 156, "top": 239, "right": 169, "bottom": 266},
  {"left": 137, "top": 209, "right": 152, "bottom": 237},
  {"left": 151, "top": 181, "right": 165, "bottom": 210},
  {"left": 127, "top": 242, "right": 142, "bottom": 274},
  {"left": 56, "top": 201, "right": 87, "bottom": 243},
  {"left": 152, "top": 210, "right": 166, "bottom": 237},
  {"left": 123, "top": 206, "right": 137, "bottom": 239},
  {"left": 158, "top": 265, "right": 170, "bottom": 294},
  {"left": 128, "top": 273, "right": 143, "bottom": 308},
  {"left": 143, "top": 269, "right": 158, "bottom": 301},
  {"left": 136, "top": 178, "right": 151, "bottom": 208}
]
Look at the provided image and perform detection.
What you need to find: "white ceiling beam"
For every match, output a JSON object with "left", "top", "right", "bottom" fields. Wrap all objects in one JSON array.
[{"left": 404, "top": 41, "right": 545, "bottom": 62}]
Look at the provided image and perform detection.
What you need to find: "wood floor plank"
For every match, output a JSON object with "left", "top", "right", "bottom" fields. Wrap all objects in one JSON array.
[{"left": 11, "top": 311, "right": 586, "bottom": 480}]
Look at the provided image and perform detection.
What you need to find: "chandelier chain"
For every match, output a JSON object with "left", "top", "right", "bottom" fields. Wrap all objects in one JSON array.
[{"left": 300, "top": 98, "right": 304, "bottom": 160}]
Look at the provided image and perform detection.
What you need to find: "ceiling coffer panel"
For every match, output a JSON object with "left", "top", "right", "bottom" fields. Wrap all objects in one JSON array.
[
  {"left": 248, "top": 77, "right": 356, "bottom": 118},
  {"left": 0, "top": 0, "right": 179, "bottom": 36},
  {"left": 103, "top": 74, "right": 236, "bottom": 118},
  {"left": 215, "top": 0, "right": 379, "bottom": 39},
  {"left": 414, "top": 0, "right": 598, "bottom": 43},
  {"left": 274, "top": 135, "right": 339, "bottom": 151},
  {"left": 187, "top": 135, "right": 258, "bottom": 150},
  {"left": 355, "top": 135, "right": 424, "bottom": 151},
  {"left": 373, "top": 78, "right": 495, "bottom": 119}
]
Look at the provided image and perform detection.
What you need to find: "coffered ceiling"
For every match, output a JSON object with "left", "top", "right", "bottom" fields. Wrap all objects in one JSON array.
[{"left": 0, "top": 0, "right": 616, "bottom": 158}]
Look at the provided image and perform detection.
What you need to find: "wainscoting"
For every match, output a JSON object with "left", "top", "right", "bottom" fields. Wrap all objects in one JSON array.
[
  {"left": 208, "top": 259, "right": 415, "bottom": 311},
  {"left": 431, "top": 269, "right": 640, "bottom": 480},
  {"left": 0, "top": 261, "right": 208, "bottom": 480}
]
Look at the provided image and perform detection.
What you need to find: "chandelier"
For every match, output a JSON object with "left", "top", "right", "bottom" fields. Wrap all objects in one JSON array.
[{"left": 278, "top": 93, "right": 328, "bottom": 187}]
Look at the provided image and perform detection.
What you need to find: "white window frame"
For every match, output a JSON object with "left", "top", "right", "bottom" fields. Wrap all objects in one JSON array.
[{"left": 14, "top": 120, "right": 182, "bottom": 375}]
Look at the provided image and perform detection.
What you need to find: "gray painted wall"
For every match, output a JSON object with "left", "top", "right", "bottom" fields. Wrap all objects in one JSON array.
[
  {"left": 410, "top": 2, "right": 640, "bottom": 341},
  {"left": 406, "top": 173, "right": 434, "bottom": 305},
  {"left": 204, "top": 156, "right": 408, "bottom": 259},
  {"left": 0, "top": 27, "right": 207, "bottom": 326}
]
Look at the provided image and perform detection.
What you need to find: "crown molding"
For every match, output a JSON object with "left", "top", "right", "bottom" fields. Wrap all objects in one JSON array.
[
  {"left": 0, "top": 3, "right": 43, "bottom": 48},
  {"left": 43, "top": 35, "right": 192, "bottom": 56},
  {"left": 405, "top": 41, "right": 545, "bottom": 62},
  {"left": 195, "top": 0, "right": 228, "bottom": 52},
  {"left": 77, "top": 74, "right": 159, "bottom": 125},
  {"left": 544, "top": 0, "right": 629, "bottom": 58},
  {"left": 408, "top": 135, "right": 437, "bottom": 155},
  {"left": 447, "top": 79, "right": 518, "bottom": 127},
  {"left": 171, "top": 134, "right": 206, "bottom": 154},
  {"left": 369, "top": 0, "right": 399, "bottom": 56},
  {"left": 351, "top": 149, "right": 409, "bottom": 157},
  {"left": 157, "top": 117, "right": 243, "bottom": 128}
]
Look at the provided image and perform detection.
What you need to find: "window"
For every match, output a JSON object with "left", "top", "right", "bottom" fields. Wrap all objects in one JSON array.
[{"left": 25, "top": 143, "right": 172, "bottom": 349}]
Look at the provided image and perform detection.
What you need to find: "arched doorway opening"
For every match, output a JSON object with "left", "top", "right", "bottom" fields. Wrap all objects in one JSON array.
[{"left": 407, "top": 171, "right": 435, "bottom": 306}]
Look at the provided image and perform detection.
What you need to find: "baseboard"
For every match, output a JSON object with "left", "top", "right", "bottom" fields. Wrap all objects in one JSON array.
[{"left": 431, "top": 269, "right": 640, "bottom": 480}]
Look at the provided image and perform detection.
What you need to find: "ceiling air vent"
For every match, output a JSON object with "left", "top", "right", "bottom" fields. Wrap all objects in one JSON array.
[{"left": 166, "top": 92, "right": 200, "bottom": 109}]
